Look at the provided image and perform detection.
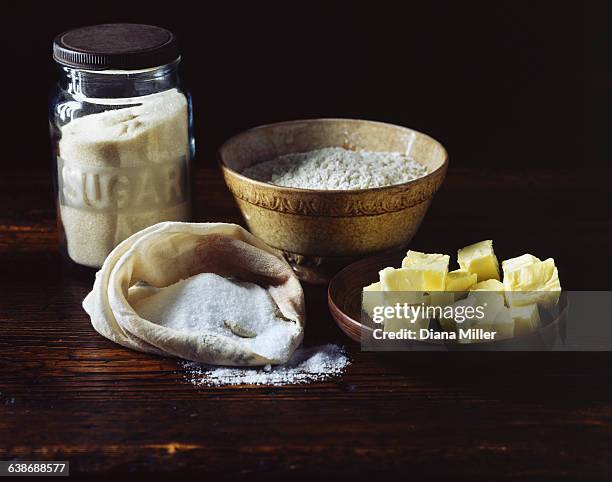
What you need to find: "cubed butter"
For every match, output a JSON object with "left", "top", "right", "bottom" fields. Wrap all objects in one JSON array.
[
  {"left": 383, "top": 289, "right": 429, "bottom": 309},
  {"left": 439, "top": 297, "right": 476, "bottom": 333},
  {"left": 470, "top": 279, "right": 505, "bottom": 292},
  {"left": 491, "top": 306, "right": 515, "bottom": 340},
  {"left": 400, "top": 250, "right": 450, "bottom": 291},
  {"left": 445, "top": 269, "right": 477, "bottom": 295},
  {"left": 362, "top": 281, "right": 383, "bottom": 319},
  {"left": 457, "top": 240, "right": 501, "bottom": 282},
  {"left": 378, "top": 268, "right": 427, "bottom": 306},
  {"left": 459, "top": 304, "right": 511, "bottom": 344},
  {"left": 379, "top": 267, "right": 423, "bottom": 291},
  {"left": 451, "top": 297, "right": 494, "bottom": 343},
  {"left": 503, "top": 256, "right": 561, "bottom": 308},
  {"left": 468, "top": 282, "right": 506, "bottom": 323},
  {"left": 502, "top": 253, "right": 541, "bottom": 276},
  {"left": 510, "top": 303, "right": 541, "bottom": 336},
  {"left": 403, "top": 250, "right": 450, "bottom": 267},
  {"left": 443, "top": 297, "right": 492, "bottom": 330}
]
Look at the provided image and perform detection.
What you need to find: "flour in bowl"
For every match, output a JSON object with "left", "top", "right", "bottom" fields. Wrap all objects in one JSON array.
[{"left": 241, "top": 147, "right": 428, "bottom": 190}]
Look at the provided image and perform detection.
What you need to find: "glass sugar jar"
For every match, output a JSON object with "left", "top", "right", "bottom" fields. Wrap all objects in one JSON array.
[{"left": 50, "top": 24, "right": 194, "bottom": 268}]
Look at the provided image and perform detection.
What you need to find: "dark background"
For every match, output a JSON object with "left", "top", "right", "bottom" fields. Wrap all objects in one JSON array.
[
  {"left": 2, "top": 4, "right": 611, "bottom": 478},
  {"left": 4, "top": 1, "right": 596, "bottom": 169}
]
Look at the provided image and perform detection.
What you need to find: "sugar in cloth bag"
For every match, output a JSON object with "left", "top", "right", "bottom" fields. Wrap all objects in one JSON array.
[{"left": 83, "top": 222, "right": 305, "bottom": 366}]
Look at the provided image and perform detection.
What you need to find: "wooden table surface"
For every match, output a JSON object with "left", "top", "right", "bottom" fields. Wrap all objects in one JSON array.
[{"left": 1, "top": 166, "right": 611, "bottom": 480}]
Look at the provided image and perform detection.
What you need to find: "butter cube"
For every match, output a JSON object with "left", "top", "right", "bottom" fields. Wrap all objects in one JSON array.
[
  {"left": 439, "top": 297, "right": 476, "bottom": 333},
  {"left": 427, "top": 291, "right": 455, "bottom": 329},
  {"left": 379, "top": 267, "right": 423, "bottom": 291},
  {"left": 502, "top": 253, "right": 541, "bottom": 276},
  {"left": 468, "top": 282, "right": 506, "bottom": 323},
  {"left": 384, "top": 291, "right": 429, "bottom": 310},
  {"left": 440, "top": 296, "right": 489, "bottom": 333},
  {"left": 445, "top": 269, "right": 477, "bottom": 295},
  {"left": 378, "top": 268, "right": 427, "bottom": 307},
  {"left": 400, "top": 250, "right": 450, "bottom": 291},
  {"left": 510, "top": 304, "right": 541, "bottom": 336},
  {"left": 459, "top": 299, "right": 511, "bottom": 343},
  {"left": 457, "top": 240, "right": 501, "bottom": 282},
  {"left": 403, "top": 250, "right": 450, "bottom": 267},
  {"left": 470, "top": 279, "right": 504, "bottom": 292},
  {"left": 453, "top": 297, "right": 495, "bottom": 343},
  {"left": 362, "top": 281, "right": 383, "bottom": 319},
  {"left": 503, "top": 256, "right": 561, "bottom": 308},
  {"left": 491, "top": 306, "right": 515, "bottom": 340}
]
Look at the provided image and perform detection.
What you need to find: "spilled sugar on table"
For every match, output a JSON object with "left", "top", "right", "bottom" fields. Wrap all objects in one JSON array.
[{"left": 0, "top": 166, "right": 611, "bottom": 480}]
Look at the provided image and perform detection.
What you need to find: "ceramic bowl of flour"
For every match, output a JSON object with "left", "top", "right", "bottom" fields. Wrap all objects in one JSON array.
[{"left": 219, "top": 118, "right": 448, "bottom": 284}]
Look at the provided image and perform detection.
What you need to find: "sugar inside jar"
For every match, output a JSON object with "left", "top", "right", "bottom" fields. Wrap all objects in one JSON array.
[{"left": 49, "top": 24, "right": 194, "bottom": 268}]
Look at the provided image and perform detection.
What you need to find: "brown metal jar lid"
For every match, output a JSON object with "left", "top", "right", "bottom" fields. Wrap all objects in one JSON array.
[{"left": 53, "top": 23, "right": 179, "bottom": 71}]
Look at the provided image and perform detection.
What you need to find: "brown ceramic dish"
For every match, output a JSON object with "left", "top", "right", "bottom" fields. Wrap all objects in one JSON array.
[
  {"left": 328, "top": 250, "right": 568, "bottom": 350},
  {"left": 218, "top": 119, "right": 448, "bottom": 283}
]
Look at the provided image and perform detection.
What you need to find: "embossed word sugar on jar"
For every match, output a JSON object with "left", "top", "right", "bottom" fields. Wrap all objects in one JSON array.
[{"left": 50, "top": 24, "right": 194, "bottom": 268}]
